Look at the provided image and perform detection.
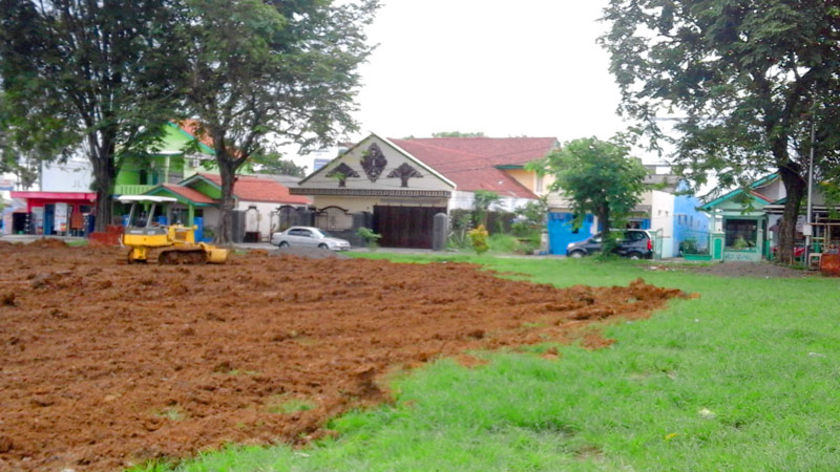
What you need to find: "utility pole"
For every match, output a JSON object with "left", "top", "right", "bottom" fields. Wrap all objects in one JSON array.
[{"left": 805, "top": 118, "right": 815, "bottom": 261}]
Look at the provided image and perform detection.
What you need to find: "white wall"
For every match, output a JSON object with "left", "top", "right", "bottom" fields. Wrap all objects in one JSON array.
[
  {"left": 448, "top": 190, "right": 535, "bottom": 212},
  {"left": 236, "top": 201, "right": 293, "bottom": 241},
  {"left": 650, "top": 190, "right": 676, "bottom": 257},
  {"left": 41, "top": 159, "right": 94, "bottom": 192}
]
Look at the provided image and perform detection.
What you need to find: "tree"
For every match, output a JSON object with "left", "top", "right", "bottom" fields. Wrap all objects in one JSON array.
[
  {"left": 529, "top": 137, "right": 648, "bottom": 246},
  {"left": 432, "top": 131, "right": 486, "bottom": 138},
  {"left": 179, "top": 0, "right": 378, "bottom": 243},
  {"left": 1, "top": 89, "right": 78, "bottom": 189},
  {"left": 0, "top": 1, "right": 182, "bottom": 230},
  {"left": 251, "top": 152, "right": 307, "bottom": 178},
  {"left": 472, "top": 189, "right": 501, "bottom": 227},
  {"left": 600, "top": 0, "right": 840, "bottom": 263}
]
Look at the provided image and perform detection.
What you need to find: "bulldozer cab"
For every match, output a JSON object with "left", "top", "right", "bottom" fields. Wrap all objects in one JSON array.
[
  {"left": 119, "top": 195, "right": 227, "bottom": 264},
  {"left": 119, "top": 195, "right": 177, "bottom": 236}
]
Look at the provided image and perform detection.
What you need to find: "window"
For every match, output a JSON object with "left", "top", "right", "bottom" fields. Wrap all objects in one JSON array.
[
  {"left": 725, "top": 219, "right": 757, "bottom": 249},
  {"left": 624, "top": 231, "right": 647, "bottom": 241},
  {"left": 535, "top": 175, "right": 544, "bottom": 194}
]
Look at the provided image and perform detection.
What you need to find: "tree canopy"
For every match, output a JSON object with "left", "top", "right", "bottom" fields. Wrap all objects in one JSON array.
[
  {"left": 432, "top": 131, "right": 486, "bottom": 138},
  {"left": 529, "top": 136, "right": 648, "bottom": 241},
  {"left": 0, "top": 0, "right": 183, "bottom": 229},
  {"left": 179, "top": 0, "right": 378, "bottom": 242},
  {"left": 252, "top": 152, "right": 308, "bottom": 178},
  {"left": 599, "top": 0, "right": 840, "bottom": 263}
]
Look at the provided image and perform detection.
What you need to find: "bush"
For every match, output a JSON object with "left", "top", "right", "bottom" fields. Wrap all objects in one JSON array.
[
  {"left": 488, "top": 233, "right": 519, "bottom": 253},
  {"left": 467, "top": 225, "right": 489, "bottom": 254},
  {"left": 356, "top": 227, "right": 382, "bottom": 250},
  {"left": 447, "top": 211, "right": 472, "bottom": 249}
]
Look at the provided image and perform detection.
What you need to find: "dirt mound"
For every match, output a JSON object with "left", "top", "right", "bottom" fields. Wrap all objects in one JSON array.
[
  {"left": 0, "top": 244, "right": 686, "bottom": 471},
  {"left": 26, "top": 237, "right": 69, "bottom": 249}
]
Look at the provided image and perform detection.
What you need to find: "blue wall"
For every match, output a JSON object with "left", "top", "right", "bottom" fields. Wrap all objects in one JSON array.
[
  {"left": 547, "top": 212, "right": 595, "bottom": 255},
  {"left": 673, "top": 182, "right": 709, "bottom": 253}
]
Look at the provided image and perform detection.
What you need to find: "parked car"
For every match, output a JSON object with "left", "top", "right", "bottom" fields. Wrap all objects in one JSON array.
[
  {"left": 566, "top": 229, "right": 653, "bottom": 259},
  {"left": 270, "top": 226, "right": 351, "bottom": 251}
]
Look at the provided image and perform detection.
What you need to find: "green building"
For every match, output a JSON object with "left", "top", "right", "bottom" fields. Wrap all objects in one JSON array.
[
  {"left": 114, "top": 121, "right": 217, "bottom": 196},
  {"left": 701, "top": 174, "right": 790, "bottom": 262}
]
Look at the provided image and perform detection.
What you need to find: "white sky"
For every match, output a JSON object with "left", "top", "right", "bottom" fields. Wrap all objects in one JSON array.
[{"left": 351, "top": 0, "right": 628, "bottom": 142}]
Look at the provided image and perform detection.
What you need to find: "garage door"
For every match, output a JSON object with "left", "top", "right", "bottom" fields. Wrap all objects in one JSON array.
[{"left": 373, "top": 206, "right": 446, "bottom": 249}]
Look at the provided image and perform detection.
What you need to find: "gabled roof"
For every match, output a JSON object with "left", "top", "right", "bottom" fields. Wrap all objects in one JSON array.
[
  {"left": 184, "top": 173, "right": 310, "bottom": 205},
  {"left": 388, "top": 137, "right": 557, "bottom": 199},
  {"left": 154, "top": 184, "right": 217, "bottom": 206},
  {"left": 701, "top": 173, "right": 778, "bottom": 211}
]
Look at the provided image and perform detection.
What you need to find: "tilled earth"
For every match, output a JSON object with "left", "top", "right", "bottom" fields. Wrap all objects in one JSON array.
[{"left": 0, "top": 240, "right": 686, "bottom": 471}]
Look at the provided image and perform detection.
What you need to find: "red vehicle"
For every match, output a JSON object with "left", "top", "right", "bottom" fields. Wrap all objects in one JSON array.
[{"left": 771, "top": 245, "right": 806, "bottom": 259}]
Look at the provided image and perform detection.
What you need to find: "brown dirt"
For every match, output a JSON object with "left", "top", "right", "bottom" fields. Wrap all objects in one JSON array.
[
  {"left": 0, "top": 244, "right": 687, "bottom": 471},
  {"left": 685, "top": 261, "right": 811, "bottom": 278}
]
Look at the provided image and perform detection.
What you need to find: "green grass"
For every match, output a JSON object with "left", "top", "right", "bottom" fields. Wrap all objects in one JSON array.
[
  {"left": 130, "top": 255, "right": 840, "bottom": 471},
  {"left": 266, "top": 396, "right": 317, "bottom": 415}
]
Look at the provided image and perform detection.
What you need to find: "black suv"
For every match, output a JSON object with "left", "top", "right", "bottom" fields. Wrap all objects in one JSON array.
[{"left": 566, "top": 229, "right": 654, "bottom": 259}]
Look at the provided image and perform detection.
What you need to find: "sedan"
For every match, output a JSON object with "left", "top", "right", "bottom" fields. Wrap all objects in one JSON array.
[{"left": 270, "top": 226, "right": 351, "bottom": 251}]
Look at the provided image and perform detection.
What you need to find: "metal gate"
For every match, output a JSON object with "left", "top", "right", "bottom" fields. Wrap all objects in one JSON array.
[{"left": 373, "top": 206, "right": 445, "bottom": 249}]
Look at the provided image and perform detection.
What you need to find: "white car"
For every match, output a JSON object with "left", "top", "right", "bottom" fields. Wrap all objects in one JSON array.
[{"left": 270, "top": 226, "right": 351, "bottom": 251}]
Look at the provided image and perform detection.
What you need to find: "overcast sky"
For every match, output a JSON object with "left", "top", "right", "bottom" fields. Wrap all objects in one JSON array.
[{"left": 351, "top": 0, "right": 628, "bottom": 142}]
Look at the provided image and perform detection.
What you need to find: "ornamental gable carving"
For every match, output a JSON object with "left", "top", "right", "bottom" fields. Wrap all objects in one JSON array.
[
  {"left": 387, "top": 163, "right": 423, "bottom": 188},
  {"left": 325, "top": 163, "right": 360, "bottom": 187},
  {"left": 361, "top": 143, "right": 388, "bottom": 182}
]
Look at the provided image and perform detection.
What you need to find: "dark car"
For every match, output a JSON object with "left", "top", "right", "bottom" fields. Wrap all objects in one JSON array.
[{"left": 566, "top": 229, "right": 653, "bottom": 259}]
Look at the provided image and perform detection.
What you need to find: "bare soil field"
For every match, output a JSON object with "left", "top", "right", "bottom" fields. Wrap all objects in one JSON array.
[
  {"left": 0, "top": 241, "right": 685, "bottom": 471},
  {"left": 685, "top": 260, "right": 811, "bottom": 278}
]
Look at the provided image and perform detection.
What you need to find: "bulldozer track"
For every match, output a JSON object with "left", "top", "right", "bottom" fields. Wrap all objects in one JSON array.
[{"left": 158, "top": 249, "right": 207, "bottom": 265}]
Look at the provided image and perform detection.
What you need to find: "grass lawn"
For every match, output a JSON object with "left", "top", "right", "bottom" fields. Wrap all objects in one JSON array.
[{"left": 134, "top": 255, "right": 840, "bottom": 471}]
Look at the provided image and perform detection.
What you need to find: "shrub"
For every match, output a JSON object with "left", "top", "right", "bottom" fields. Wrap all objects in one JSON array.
[
  {"left": 356, "top": 227, "right": 382, "bottom": 250},
  {"left": 467, "top": 225, "right": 489, "bottom": 254},
  {"left": 488, "top": 233, "right": 519, "bottom": 253}
]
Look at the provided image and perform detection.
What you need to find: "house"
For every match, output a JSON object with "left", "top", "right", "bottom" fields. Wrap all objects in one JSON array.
[
  {"left": 291, "top": 133, "right": 558, "bottom": 248},
  {"left": 8, "top": 190, "right": 96, "bottom": 235},
  {"left": 545, "top": 166, "right": 709, "bottom": 258},
  {"left": 5, "top": 158, "right": 97, "bottom": 235},
  {"left": 699, "top": 173, "right": 840, "bottom": 262},
  {"left": 5, "top": 120, "right": 215, "bottom": 234},
  {"left": 699, "top": 174, "right": 783, "bottom": 261},
  {"left": 8, "top": 121, "right": 307, "bottom": 240},
  {"left": 114, "top": 120, "right": 217, "bottom": 196},
  {"left": 143, "top": 172, "right": 310, "bottom": 241}
]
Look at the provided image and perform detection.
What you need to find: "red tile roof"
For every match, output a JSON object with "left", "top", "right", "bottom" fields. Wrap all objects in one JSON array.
[
  {"left": 198, "top": 173, "right": 310, "bottom": 205},
  {"left": 176, "top": 119, "right": 215, "bottom": 150},
  {"left": 389, "top": 137, "right": 557, "bottom": 199},
  {"left": 161, "top": 184, "right": 217, "bottom": 205}
]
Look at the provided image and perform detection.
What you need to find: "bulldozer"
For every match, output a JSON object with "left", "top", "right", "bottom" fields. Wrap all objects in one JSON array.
[{"left": 119, "top": 195, "right": 229, "bottom": 264}]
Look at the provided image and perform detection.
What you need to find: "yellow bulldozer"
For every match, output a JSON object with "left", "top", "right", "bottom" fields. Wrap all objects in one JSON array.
[{"left": 119, "top": 195, "right": 229, "bottom": 264}]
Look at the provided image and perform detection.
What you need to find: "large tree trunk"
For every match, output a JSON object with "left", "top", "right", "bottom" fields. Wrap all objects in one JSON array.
[
  {"left": 598, "top": 206, "right": 612, "bottom": 254},
  {"left": 90, "top": 135, "right": 116, "bottom": 232},
  {"left": 777, "top": 165, "right": 806, "bottom": 264},
  {"left": 216, "top": 156, "right": 236, "bottom": 244}
]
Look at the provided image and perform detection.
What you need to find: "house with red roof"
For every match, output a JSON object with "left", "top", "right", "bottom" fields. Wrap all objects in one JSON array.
[
  {"left": 292, "top": 133, "right": 558, "bottom": 248},
  {"left": 143, "top": 172, "right": 310, "bottom": 241}
]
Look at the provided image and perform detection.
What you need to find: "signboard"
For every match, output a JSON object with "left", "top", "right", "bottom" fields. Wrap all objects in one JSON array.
[
  {"left": 795, "top": 215, "right": 806, "bottom": 233},
  {"left": 54, "top": 202, "right": 68, "bottom": 233},
  {"left": 31, "top": 207, "right": 44, "bottom": 234}
]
